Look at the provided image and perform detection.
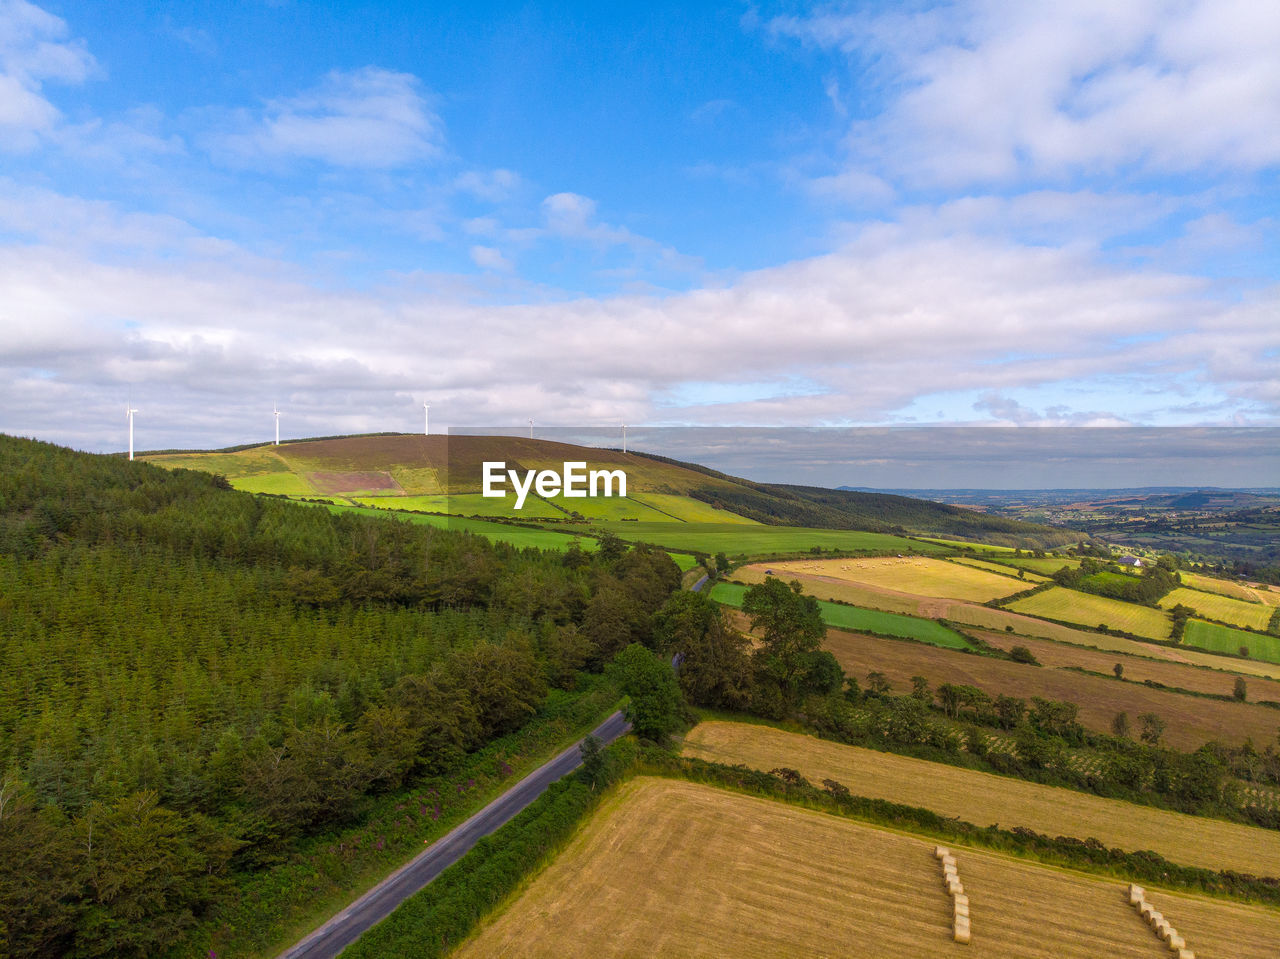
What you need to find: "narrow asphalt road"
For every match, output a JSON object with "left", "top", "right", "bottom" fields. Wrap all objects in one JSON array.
[{"left": 278, "top": 709, "right": 631, "bottom": 959}]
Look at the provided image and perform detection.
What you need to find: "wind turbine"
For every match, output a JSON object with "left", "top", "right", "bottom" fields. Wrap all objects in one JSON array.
[
  {"left": 423, "top": 401, "right": 430, "bottom": 436},
  {"left": 126, "top": 405, "right": 138, "bottom": 461},
  {"left": 528, "top": 418, "right": 533, "bottom": 439},
  {"left": 273, "top": 403, "right": 280, "bottom": 446}
]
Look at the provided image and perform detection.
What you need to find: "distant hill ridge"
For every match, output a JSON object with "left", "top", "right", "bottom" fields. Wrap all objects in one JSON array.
[{"left": 144, "top": 433, "right": 1078, "bottom": 549}]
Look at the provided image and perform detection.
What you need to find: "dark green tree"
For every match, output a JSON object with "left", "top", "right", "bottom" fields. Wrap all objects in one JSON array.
[
  {"left": 653, "top": 591, "right": 753, "bottom": 708},
  {"left": 741, "top": 578, "right": 825, "bottom": 691},
  {"left": 607, "top": 644, "right": 683, "bottom": 742}
]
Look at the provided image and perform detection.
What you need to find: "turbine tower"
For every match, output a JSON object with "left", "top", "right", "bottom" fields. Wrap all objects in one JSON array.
[
  {"left": 423, "top": 401, "right": 430, "bottom": 436},
  {"left": 622, "top": 423, "right": 627, "bottom": 454},
  {"left": 528, "top": 418, "right": 533, "bottom": 439},
  {"left": 273, "top": 403, "right": 280, "bottom": 446},
  {"left": 126, "top": 405, "right": 138, "bottom": 461}
]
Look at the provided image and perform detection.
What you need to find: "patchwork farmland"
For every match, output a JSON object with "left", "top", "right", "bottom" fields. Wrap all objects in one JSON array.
[
  {"left": 1160, "top": 587, "right": 1275, "bottom": 632},
  {"left": 972, "top": 628, "right": 1280, "bottom": 701},
  {"left": 711, "top": 582, "right": 972, "bottom": 649},
  {"left": 683, "top": 721, "right": 1280, "bottom": 877},
  {"left": 452, "top": 778, "right": 1280, "bottom": 959},
  {"left": 819, "top": 626, "right": 1280, "bottom": 749}
]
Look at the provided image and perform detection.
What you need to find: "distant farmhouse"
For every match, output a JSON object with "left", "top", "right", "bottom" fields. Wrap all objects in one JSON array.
[{"left": 1119, "top": 555, "right": 1143, "bottom": 568}]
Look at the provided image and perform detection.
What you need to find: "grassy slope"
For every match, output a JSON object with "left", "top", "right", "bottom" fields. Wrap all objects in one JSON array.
[
  {"left": 144, "top": 434, "right": 1074, "bottom": 550},
  {"left": 683, "top": 720, "right": 1280, "bottom": 877},
  {"left": 1185, "top": 620, "right": 1280, "bottom": 664},
  {"left": 451, "top": 777, "right": 1280, "bottom": 959}
]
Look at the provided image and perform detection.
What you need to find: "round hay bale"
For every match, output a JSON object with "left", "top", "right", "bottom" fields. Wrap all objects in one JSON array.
[
  {"left": 1140, "top": 903, "right": 1155, "bottom": 921},
  {"left": 935, "top": 846, "right": 950, "bottom": 859},
  {"left": 954, "top": 902, "right": 969, "bottom": 919},
  {"left": 1128, "top": 884, "right": 1145, "bottom": 905},
  {"left": 941, "top": 854, "right": 957, "bottom": 867},
  {"left": 1166, "top": 934, "right": 1185, "bottom": 950},
  {"left": 1175, "top": 951, "right": 1194, "bottom": 959},
  {"left": 954, "top": 920, "right": 971, "bottom": 945},
  {"left": 953, "top": 894, "right": 969, "bottom": 908}
]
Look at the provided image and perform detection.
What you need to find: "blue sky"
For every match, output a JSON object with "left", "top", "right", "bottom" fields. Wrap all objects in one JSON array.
[{"left": 1, "top": 0, "right": 1278, "bottom": 452}]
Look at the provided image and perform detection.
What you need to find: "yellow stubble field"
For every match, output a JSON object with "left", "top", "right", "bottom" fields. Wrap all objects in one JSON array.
[
  {"left": 682, "top": 721, "right": 1280, "bottom": 877},
  {"left": 451, "top": 777, "right": 1280, "bottom": 959}
]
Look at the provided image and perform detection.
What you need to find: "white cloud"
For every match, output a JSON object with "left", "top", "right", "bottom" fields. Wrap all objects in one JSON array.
[
  {"left": 775, "top": 0, "right": 1280, "bottom": 186},
  {"left": 3, "top": 206, "right": 1278, "bottom": 453},
  {"left": 469, "top": 245, "right": 511, "bottom": 271},
  {"left": 0, "top": 0, "right": 96, "bottom": 150},
  {"left": 213, "top": 67, "right": 442, "bottom": 169},
  {"left": 454, "top": 168, "right": 521, "bottom": 201}
]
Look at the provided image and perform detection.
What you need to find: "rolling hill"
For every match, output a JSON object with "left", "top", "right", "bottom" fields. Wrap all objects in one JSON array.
[{"left": 144, "top": 433, "right": 1077, "bottom": 549}]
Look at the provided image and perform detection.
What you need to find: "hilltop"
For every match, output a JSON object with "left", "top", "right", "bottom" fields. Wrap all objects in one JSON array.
[{"left": 144, "top": 433, "right": 1078, "bottom": 550}]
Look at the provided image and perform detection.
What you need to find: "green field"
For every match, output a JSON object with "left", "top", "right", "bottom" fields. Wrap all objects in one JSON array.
[
  {"left": 143, "top": 446, "right": 287, "bottom": 477},
  {"left": 948, "top": 556, "right": 1048, "bottom": 581},
  {"left": 229, "top": 470, "right": 314, "bottom": 495},
  {"left": 542, "top": 494, "right": 674, "bottom": 522},
  {"left": 917, "top": 537, "right": 1015, "bottom": 552},
  {"left": 318, "top": 503, "right": 598, "bottom": 551},
  {"left": 994, "top": 556, "right": 1079, "bottom": 575},
  {"left": 353, "top": 493, "right": 566, "bottom": 519},
  {"left": 1184, "top": 619, "right": 1280, "bottom": 664},
  {"left": 1160, "top": 586, "right": 1274, "bottom": 631},
  {"left": 710, "top": 581, "right": 970, "bottom": 649},
  {"left": 628, "top": 491, "right": 761, "bottom": 524},
  {"left": 1007, "top": 586, "right": 1172, "bottom": 640},
  {"left": 583, "top": 522, "right": 944, "bottom": 559}
]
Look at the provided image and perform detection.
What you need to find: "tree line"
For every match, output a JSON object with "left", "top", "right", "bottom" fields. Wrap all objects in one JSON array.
[{"left": 0, "top": 436, "right": 682, "bottom": 957}]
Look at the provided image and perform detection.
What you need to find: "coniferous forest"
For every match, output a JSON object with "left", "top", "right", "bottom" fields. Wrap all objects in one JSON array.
[{"left": 0, "top": 435, "right": 681, "bottom": 957}]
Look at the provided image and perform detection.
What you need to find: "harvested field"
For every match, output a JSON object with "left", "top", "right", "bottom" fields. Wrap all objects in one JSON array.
[
  {"left": 683, "top": 721, "right": 1280, "bottom": 878},
  {"left": 453, "top": 778, "right": 1278, "bottom": 959},
  {"left": 973, "top": 630, "right": 1280, "bottom": 701},
  {"left": 756, "top": 556, "right": 1028, "bottom": 604},
  {"left": 822, "top": 627, "right": 1280, "bottom": 749},
  {"left": 1140, "top": 887, "right": 1280, "bottom": 959},
  {"left": 1160, "top": 587, "right": 1274, "bottom": 632},
  {"left": 1181, "top": 572, "right": 1274, "bottom": 604},
  {"left": 1008, "top": 587, "right": 1172, "bottom": 640}
]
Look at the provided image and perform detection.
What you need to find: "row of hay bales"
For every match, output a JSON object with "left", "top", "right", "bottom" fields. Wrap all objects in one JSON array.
[
  {"left": 935, "top": 846, "right": 970, "bottom": 944},
  {"left": 1128, "top": 884, "right": 1194, "bottom": 958}
]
